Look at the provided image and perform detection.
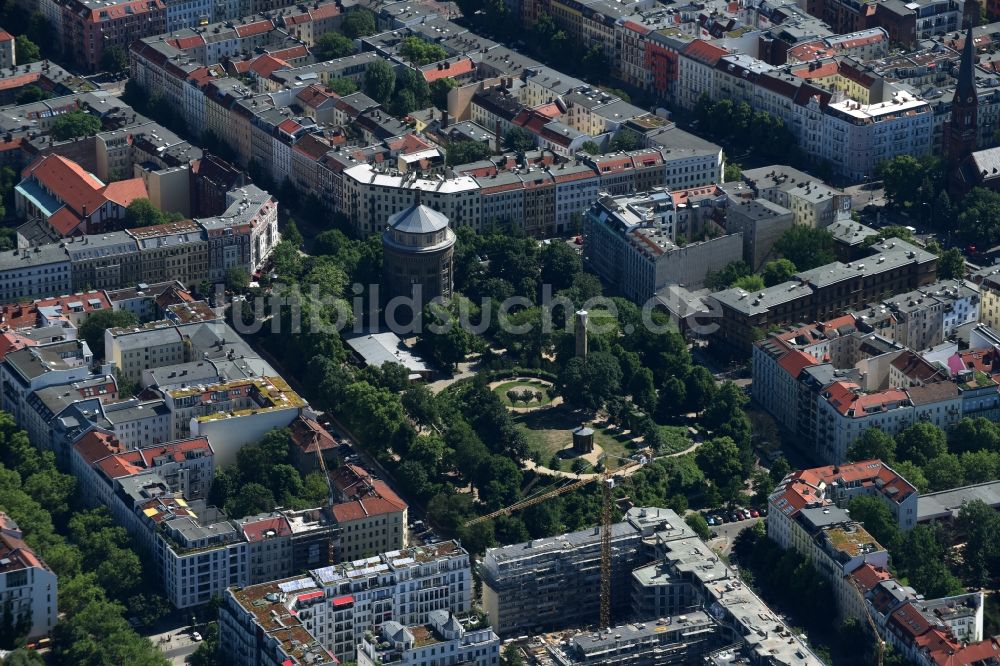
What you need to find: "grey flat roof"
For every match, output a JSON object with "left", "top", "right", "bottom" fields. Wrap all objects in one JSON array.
[
  {"left": 345, "top": 331, "right": 431, "bottom": 373},
  {"left": 917, "top": 480, "right": 1000, "bottom": 522}
]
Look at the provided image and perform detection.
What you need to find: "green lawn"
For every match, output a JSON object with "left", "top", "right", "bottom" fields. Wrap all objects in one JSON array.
[
  {"left": 494, "top": 379, "right": 554, "bottom": 408},
  {"left": 515, "top": 406, "right": 640, "bottom": 470}
]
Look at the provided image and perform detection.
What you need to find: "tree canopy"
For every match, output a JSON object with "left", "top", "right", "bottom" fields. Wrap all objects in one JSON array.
[
  {"left": 363, "top": 60, "right": 396, "bottom": 104},
  {"left": 78, "top": 309, "right": 138, "bottom": 359},
  {"left": 341, "top": 9, "right": 377, "bottom": 38},
  {"left": 51, "top": 110, "right": 101, "bottom": 141},
  {"left": 314, "top": 32, "right": 357, "bottom": 61},
  {"left": 123, "top": 198, "right": 185, "bottom": 228},
  {"left": 774, "top": 225, "right": 835, "bottom": 271},
  {"left": 399, "top": 36, "right": 447, "bottom": 65}
]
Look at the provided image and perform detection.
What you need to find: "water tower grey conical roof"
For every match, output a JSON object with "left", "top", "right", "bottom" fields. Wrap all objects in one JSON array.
[{"left": 386, "top": 203, "right": 450, "bottom": 234}]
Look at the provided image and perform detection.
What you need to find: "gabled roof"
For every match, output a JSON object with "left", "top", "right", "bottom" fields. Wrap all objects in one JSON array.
[
  {"left": 101, "top": 178, "right": 149, "bottom": 207},
  {"left": 422, "top": 57, "right": 475, "bottom": 82},
  {"left": 778, "top": 349, "right": 819, "bottom": 377},
  {"left": 23, "top": 154, "right": 105, "bottom": 216}
]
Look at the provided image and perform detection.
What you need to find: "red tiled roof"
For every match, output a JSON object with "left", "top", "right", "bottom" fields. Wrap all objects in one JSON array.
[
  {"left": 48, "top": 207, "right": 83, "bottom": 236},
  {"left": 824, "top": 381, "right": 909, "bottom": 417},
  {"left": 289, "top": 416, "right": 336, "bottom": 454},
  {"left": 0, "top": 71, "right": 43, "bottom": 91},
  {"left": 235, "top": 20, "right": 273, "bottom": 38},
  {"left": 422, "top": 58, "right": 475, "bottom": 82},
  {"left": 0, "top": 31, "right": 13, "bottom": 42},
  {"left": 79, "top": 0, "right": 164, "bottom": 22},
  {"left": 171, "top": 34, "right": 204, "bottom": 50},
  {"left": 683, "top": 39, "right": 728, "bottom": 65},
  {"left": 849, "top": 562, "right": 892, "bottom": 593},
  {"left": 935, "top": 637, "right": 1000, "bottom": 666},
  {"left": 890, "top": 602, "right": 933, "bottom": 640},
  {"left": 35, "top": 291, "right": 111, "bottom": 315},
  {"left": 101, "top": 178, "right": 148, "bottom": 207},
  {"left": 310, "top": 3, "right": 339, "bottom": 19},
  {"left": 330, "top": 464, "right": 407, "bottom": 522},
  {"left": 96, "top": 452, "right": 144, "bottom": 480},
  {"left": 777, "top": 350, "right": 819, "bottom": 377},
  {"left": 386, "top": 133, "right": 432, "bottom": 153},
  {"left": 0, "top": 137, "right": 22, "bottom": 152},
  {"left": 621, "top": 20, "right": 652, "bottom": 35},
  {"left": 331, "top": 492, "right": 406, "bottom": 522},
  {"left": 249, "top": 54, "right": 289, "bottom": 78},
  {"left": 0, "top": 303, "right": 38, "bottom": 330},
  {"left": 296, "top": 84, "right": 337, "bottom": 108},
  {"left": 241, "top": 516, "right": 292, "bottom": 542},
  {"left": 277, "top": 118, "right": 301, "bottom": 134},
  {"left": 137, "top": 436, "right": 211, "bottom": 466},
  {"left": 24, "top": 154, "right": 106, "bottom": 217},
  {"left": 0, "top": 331, "right": 36, "bottom": 360},
  {"left": 73, "top": 430, "right": 124, "bottom": 465}
]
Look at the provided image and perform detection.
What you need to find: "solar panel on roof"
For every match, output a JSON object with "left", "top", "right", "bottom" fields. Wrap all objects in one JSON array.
[{"left": 278, "top": 578, "right": 317, "bottom": 593}]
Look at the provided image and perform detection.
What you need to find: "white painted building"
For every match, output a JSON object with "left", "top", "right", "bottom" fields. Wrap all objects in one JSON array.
[
  {"left": 822, "top": 92, "right": 934, "bottom": 180},
  {"left": 221, "top": 541, "right": 473, "bottom": 663},
  {"left": 0, "top": 513, "right": 57, "bottom": 640},
  {"left": 356, "top": 611, "right": 500, "bottom": 666}
]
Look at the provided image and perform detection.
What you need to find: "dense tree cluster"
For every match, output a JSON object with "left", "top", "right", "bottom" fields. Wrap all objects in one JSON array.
[
  {"left": 0, "top": 412, "right": 168, "bottom": 661},
  {"left": 399, "top": 36, "right": 448, "bottom": 66},
  {"left": 340, "top": 9, "right": 377, "bottom": 39},
  {"left": 51, "top": 110, "right": 101, "bottom": 141},
  {"left": 210, "top": 429, "right": 330, "bottom": 517},
  {"left": 313, "top": 32, "right": 357, "bottom": 61},
  {"left": 847, "top": 495, "right": 965, "bottom": 597},
  {"left": 773, "top": 225, "right": 836, "bottom": 271},
  {"left": 694, "top": 95, "right": 796, "bottom": 162},
  {"left": 848, "top": 417, "right": 1000, "bottom": 493},
  {"left": 446, "top": 140, "right": 492, "bottom": 166},
  {"left": 363, "top": 60, "right": 431, "bottom": 116},
  {"left": 78, "top": 309, "right": 139, "bottom": 359},
  {"left": 123, "top": 198, "right": 186, "bottom": 228}
]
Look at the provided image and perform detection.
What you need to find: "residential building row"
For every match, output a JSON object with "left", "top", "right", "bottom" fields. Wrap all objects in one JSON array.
[
  {"left": 220, "top": 540, "right": 475, "bottom": 664},
  {"left": 751, "top": 304, "right": 998, "bottom": 463},
  {"left": 711, "top": 237, "right": 939, "bottom": 354},
  {"left": 0, "top": 176, "right": 278, "bottom": 303},
  {"left": 68, "top": 425, "right": 338, "bottom": 608},
  {"left": 583, "top": 168, "right": 857, "bottom": 303},
  {"left": 24, "top": 0, "right": 348, "bottom": 72},
  {"left": 126, "top": 8, "right": 736, "bottom": 239},
  {"left": 768, "top": 461, "right": 998, "bottom": 666}
]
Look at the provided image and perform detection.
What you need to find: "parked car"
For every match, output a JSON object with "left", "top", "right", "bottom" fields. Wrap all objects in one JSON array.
[
  {"left": 192, "top": 632, "right": 203, "bottom": 642},
  {"left": 730, "top": 512, "right": 739, "bottom": 522},
  {"left": 713, "top": 515, "right": 725, "bottom": 524},
  {"left": 707, "top": 516, "right": 716, "bottom": 526},
  {"left": 750, "top": 509, "right": 760, "bottom": 518}
]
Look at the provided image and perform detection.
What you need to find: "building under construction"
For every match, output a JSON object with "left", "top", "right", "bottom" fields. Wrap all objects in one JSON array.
[
  {"left": 481, "top": 507, "right": 826, "bottom": 666},
  {"left": 479, "top": 507, "right": 691, "bottom": 635}
]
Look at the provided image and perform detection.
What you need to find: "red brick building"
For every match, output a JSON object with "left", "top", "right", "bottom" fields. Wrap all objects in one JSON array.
[{"left": 61, "top": 0, "right": 166, "bottom": 73}]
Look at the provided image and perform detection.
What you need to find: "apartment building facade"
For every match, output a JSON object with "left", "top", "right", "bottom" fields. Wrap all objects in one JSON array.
[
  {"left": 221, "top": 541, "right": 473, "bottom": 663},
  {"left": 0, "top": 513, "right": 58, "bottom": 639}
]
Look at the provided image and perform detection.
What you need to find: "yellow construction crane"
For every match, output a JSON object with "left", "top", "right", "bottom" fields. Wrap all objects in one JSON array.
[
  {"left": 852, "top": 578, "right": 885, "bottom": 666},
  {"left": 599, "top": 472, "right": 614, "bottom": 629},
  {"left": 464, "top": 458, "right": 640, "bottom": 629}
]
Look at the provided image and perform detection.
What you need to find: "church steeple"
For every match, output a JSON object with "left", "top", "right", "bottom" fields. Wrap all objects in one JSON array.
[
  {"left": 948, "top": 26, "right": 979, "bottom": 163},
  {"left": 956, "top": 26, "right": 978, "bottom": 107}
]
